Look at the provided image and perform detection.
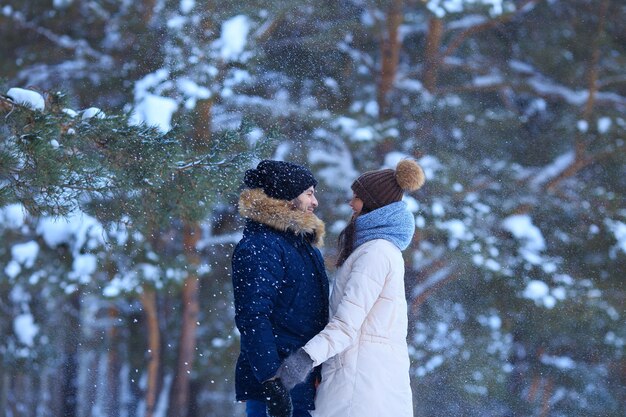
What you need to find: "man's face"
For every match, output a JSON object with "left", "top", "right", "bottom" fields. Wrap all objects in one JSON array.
[{"left": 292, "top": 186, "right": 318, "bottom": 213}]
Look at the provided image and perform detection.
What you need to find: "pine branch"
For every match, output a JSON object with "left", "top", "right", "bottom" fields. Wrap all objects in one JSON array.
[{"left": 173, "top": 155, "right": 242, "bottom": 172}]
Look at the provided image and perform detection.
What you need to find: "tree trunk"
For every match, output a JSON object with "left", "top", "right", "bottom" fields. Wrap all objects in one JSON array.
[
  {"left": 142, "top": 0, "right": 156, "bottom": 25},
  {"left": 193, "top": 99, "right": 213, "bottom": 145},
  {"left": 105, "top": 305, "right": 121, "bottom": 417},
  {"left": 377, "top": 0, "right": 403, "bottom": 119},
  {"left": 1, "top": 365, "right": 8, "bottom": 416},
  {"left": 539, "top": 377, "right": 554, "bottom": 417},
  {"left": 544, "top": 0, "right": 609, "bottom": 192},
  {"left": 61, "top": 292, "right": 80, "bottom": 417},
  {"left": 422, "top": 17, "right": 444, "bottom": 93},
  {"left": 168, "top": 223, "right": 202, "bottom": 417},
  {"left": 127, "top": 310, "right": 147, "bottom": 417},
  {"left": 140, "top": 287, "right": 161, "bottom": 417},
  {"left": 168, "top": 32, "right": 214, "bottom": 413}
]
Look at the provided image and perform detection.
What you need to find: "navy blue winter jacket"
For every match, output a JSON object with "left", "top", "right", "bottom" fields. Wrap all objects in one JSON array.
[{"left": 232, "top": 188, "right": 329, "bottom": 410}]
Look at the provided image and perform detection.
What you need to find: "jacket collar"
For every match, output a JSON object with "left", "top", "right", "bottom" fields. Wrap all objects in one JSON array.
[{"left": 238, "top": 188, "right": 325, "bottom": 247}]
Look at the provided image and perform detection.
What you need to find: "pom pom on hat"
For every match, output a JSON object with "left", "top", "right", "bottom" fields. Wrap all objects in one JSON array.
[
  {"left": 351, "top": 158, "right": 425, "bottom": 210},
  {"left": 395, "top": 159, "right": 425, "bottom": 191}
]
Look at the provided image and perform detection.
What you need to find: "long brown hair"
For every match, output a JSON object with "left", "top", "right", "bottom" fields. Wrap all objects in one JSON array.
[
  {"left": 335, "top": 217, "right": 356, "bottom": 268},
  {"left": 335, "top": 199, "right": 372, "bottom": 267}
]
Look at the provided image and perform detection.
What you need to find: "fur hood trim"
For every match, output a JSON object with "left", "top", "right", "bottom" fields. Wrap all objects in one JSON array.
[{"left": 238, "top": 188, "right": 325, "bottom": 247}]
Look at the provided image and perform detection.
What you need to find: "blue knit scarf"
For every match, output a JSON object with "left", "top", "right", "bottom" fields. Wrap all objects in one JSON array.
[{"left": 354, "top": 201, "right": 415, "bottom": 251}]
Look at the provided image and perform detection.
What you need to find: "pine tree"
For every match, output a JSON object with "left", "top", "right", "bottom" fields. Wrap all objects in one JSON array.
[{"left": 1, "top": 86, "right": 271, "bottom": 416}]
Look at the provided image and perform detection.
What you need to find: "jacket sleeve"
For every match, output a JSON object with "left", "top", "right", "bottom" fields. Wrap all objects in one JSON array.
[
  {"left": 303, "top": 245, "right": 390, "bottom": 366},
  {"left": 232, "top": 240, "right": 285, "bottom": 382}
]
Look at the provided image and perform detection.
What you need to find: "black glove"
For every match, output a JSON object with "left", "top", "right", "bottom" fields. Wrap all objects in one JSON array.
[
  {"left": 275, "top": 348, "right": 315, "bottom": 391},
  {"left": 262, "top": 379, "right": 293, "bottom": 417}
]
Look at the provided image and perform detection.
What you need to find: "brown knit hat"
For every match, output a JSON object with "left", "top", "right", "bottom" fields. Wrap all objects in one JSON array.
[{"left": 352, "top": 159, "right": 425, "bottom": 210}]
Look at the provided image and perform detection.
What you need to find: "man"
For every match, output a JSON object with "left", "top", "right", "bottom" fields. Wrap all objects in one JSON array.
[{"left": 232, "top": 160, "right": 329, "bottom": 417}]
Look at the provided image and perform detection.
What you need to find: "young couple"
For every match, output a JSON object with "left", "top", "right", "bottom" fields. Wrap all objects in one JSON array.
[{"left": 231, "top": 158, "right": 425, "bottom": 417}]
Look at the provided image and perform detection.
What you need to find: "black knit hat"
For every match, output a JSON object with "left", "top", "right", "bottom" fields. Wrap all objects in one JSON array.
[
  {"left": 244, "top": 159, "right": 318, "bottom": 201},
  {"left": 351, "top": 159, "right": 425, "bottom": 210}
]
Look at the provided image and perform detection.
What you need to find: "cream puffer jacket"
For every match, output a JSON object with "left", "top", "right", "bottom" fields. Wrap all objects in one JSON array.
[{"left": 303, "top": 239, "right": 413, "bottom": 417}]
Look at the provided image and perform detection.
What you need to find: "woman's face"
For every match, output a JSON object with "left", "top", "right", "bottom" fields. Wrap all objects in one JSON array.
[{"left": 349, "top": 193, "right": 363, "bottom": 216}]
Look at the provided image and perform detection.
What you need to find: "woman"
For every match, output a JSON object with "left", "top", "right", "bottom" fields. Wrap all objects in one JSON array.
[{"left": 276, "top": 159, "right": 425, "bottom": 417}]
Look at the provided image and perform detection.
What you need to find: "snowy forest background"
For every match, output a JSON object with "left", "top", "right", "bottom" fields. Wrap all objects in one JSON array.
[{"left": 1, "top": 0, "right": 625, "bottom": 416}]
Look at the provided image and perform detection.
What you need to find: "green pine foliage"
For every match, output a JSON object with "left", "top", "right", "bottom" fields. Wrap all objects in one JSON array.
[{"left": 1, "top": 90, "right": 271, "bottom": 225}]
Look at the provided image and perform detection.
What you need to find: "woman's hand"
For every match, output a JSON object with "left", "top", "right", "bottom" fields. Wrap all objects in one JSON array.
[{"left": 275, "top": 348, "right": 314, "bottom": 391}]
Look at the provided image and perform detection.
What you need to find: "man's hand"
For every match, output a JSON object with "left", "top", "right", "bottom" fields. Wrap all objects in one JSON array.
[
  {"left": 275, "top": 348, "right": 314, "bottom": 391},
  {"left": 263, "top": 379, "right": 293, "bottom": 417}
]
